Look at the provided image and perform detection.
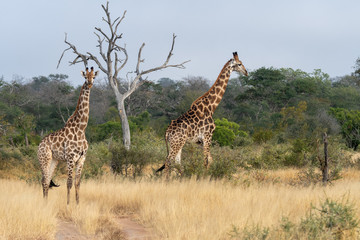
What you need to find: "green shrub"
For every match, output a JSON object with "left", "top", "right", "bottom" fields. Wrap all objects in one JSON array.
[
  {"left": 110, "top": 144, "right": 148, "bottom": 178},
  {"left": 82, "top": 142, "right": 112, "bottom": 179},
  {"left": 251, "top": 145, "right": 287, "bottom": 169},
  {"left": 212, "top": 118, "right": 248, "bottom": 147},
  {"left": 89, "top": 121, "right": 123, "bottom": 142},
  {"left": 229, "top": 197, "right": 359, "bottom": 239},
  {"left": 109, "top": 130, "right": 166, "bottom": 177},
  {"left": 299, "top": 198, "right": 359, "bottom": 239},
  {"left": 181, "top": 143, "right": 206, "bottom": 178},
  {"left": 253, "top": 128, "right": 274, "bottom": 144},
  {"left": 209, "top": 156, "right": 236, "bottom": 179},
  {"left": 284, "top": 138, "right": 310, "bottom": 167}
]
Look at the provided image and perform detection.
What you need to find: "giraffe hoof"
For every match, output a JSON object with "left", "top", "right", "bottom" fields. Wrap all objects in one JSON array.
[{"left": 49, "top": 179, "right": 60, "bottom": 188}]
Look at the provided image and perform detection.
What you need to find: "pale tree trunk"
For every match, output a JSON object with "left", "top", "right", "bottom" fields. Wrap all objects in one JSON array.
[
  {"left": 322, "top": 132, "right": 329, "bottom": 185},
  {"left": 24, "top": 132, "right": 29, "bottom": 147},
  {"left": 117, "top": 97, "right": 131, "bottom": 150},
  {"left": 58, "top": 2, "right": 189, "bottom": 150}
]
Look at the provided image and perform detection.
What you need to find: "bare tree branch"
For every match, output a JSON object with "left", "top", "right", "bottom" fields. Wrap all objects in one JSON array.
[
  {"left": 137, "top": 34, "right": 190, "bottom": 76},
  {"left": 57, "top": 46, "right": 71, "bottom": 69},
  {"left": 94, "top": 27, "right": 110, "bottom": 42},
  {"left": 114, "top": 11, "right": 126, "bottom": 35}
]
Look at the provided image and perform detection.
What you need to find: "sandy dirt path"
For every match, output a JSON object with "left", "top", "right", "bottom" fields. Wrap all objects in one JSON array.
[
  {"left": 55, "top": 217, "right": 155, "bottom": 240},
  {"left": 55, "top": 220, "right": 91, "bottom": 240}
]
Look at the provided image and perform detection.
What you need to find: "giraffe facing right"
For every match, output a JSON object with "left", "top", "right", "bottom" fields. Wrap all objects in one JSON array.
[{"left": 157, "top": 52, "right": 248, "bottom": 176}]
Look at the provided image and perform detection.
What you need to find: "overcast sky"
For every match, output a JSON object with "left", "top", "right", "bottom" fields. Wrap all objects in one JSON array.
[{"left": 1, "top": 0, "right": 359, "bottom": 86}]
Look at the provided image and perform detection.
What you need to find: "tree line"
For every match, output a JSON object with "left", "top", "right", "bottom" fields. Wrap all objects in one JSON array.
[{"left": 1, "top": 59, "right": 360, "bottom": 151}]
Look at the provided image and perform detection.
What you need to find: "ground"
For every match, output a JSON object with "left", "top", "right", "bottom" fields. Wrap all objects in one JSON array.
[{"left": 56, "top": 217, "right": 154, "bottom": 240}]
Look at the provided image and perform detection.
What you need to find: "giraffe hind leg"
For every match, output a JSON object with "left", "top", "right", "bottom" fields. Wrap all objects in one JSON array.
[
  {"left": 74, "top": 155, "right": 86, "bottom": 204},
  {"left": 38, "top": 144, "right": 52, "bottom": 199},
  {"left": 164, "top": 138, "right": 186, "bottom": 178},
  {"left": 49, "top": 158, "right": 60, "bottom": 188}
]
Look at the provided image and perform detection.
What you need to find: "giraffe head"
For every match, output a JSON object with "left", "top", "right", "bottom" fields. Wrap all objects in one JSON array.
[
  {"left": 80, "top": 67, "right": 99, "bottom": 88},
  {"left": 230, "top": 52, "right": 248, "bottom": 76}
]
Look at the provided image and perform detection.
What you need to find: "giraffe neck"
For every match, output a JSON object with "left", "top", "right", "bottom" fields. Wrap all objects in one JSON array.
[
  {"left": 192, "top": 60, "right": 232, "bottom": 114},
  {"left": 65, "top": 83, "right": 91, "bottom": 131}
]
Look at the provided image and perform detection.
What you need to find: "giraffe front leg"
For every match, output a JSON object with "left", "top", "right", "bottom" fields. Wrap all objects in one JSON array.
[
  {"left": 66, "top": 158, "right": 75, "bottom": 205},
  {"left": 75, "top": 155, "right": 86, "bottom": 205}
]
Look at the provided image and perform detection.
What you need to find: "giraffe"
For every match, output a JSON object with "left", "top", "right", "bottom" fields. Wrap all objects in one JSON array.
[
  {"left": 157, "top": 52, "right": 248, "bottom": 175},
  {"left": 38, "top": 67, "right": 98, "bottom": 204}
]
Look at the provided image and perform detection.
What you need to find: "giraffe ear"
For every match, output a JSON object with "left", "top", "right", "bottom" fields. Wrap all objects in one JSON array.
[
  {"left": 81, "top": 71, "right": 86, "bottom": 78},
  {"left": 94, "top": 71, "right": 99, "bottom": 78}
]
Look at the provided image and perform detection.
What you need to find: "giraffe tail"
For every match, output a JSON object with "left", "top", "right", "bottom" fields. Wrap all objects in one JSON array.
[
  {"left": 156, "top": 164, "right": 165, "bottom": 172},
  {"left": 49, "top": 179, "right": 60, "bottom": 188},
  {"left": 156, "top": 131, "right": 169, "bottom": 173}
]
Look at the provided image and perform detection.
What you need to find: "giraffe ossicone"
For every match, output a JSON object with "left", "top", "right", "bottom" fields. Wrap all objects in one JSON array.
[
  {"left": 38, "top": 67, "right": 98, "bottom": 204},
  {"left": 157, "top": 52, "right": 248, "bottom": 176}
]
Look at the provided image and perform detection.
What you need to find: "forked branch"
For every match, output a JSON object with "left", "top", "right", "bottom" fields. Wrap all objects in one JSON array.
[{"left": 57, "top": 2, "right": 189, "bottom": 99}]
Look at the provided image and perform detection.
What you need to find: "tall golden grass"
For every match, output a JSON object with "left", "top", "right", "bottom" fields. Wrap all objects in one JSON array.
[{"left": 1, "top": 169, "right": 360, "bottom": 239}]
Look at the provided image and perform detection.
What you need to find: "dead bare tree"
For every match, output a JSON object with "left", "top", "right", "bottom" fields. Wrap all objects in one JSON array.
[{"left": 57, "top": 2, "right": 189, "bottom": 150}]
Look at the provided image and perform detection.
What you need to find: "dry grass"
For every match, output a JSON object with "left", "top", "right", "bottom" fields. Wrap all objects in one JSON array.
[
  {"left": 0, "top": 180, "right": 58, "bottom": 239},
  {"left": 1, "top": 169, "right": 360, "bottom": 239}
]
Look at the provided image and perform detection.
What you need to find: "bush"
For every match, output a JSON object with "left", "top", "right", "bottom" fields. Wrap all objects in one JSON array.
[
  {"left": 330, "top": 108, "right": 360, "bottom": 150},
  {"left": 82, "top": 142, "right": 112, "bottom": 179},
  {"left": 209, "top": 155, "right": 237, "bottom": 179},
  {"left": 109, "top": 130, "right": 166, "bottom": 178},
  {"left": 110, "top": 144, "right": 148, "bottom": 178},
  {"left": 299, "top": 198, "right": 359, "bottom": 239},
  {"left": 230, "top": 197, "right": 359, "bottom": 239},
  {"left": 252, "top": 128, "right": 274, "bottom": 144},
  {"left": 181, "top": 143, "right": 207, "bottom": 178},
  {"left": 212, "top": 118, "right": 248, "bottom": 147},
  {"left": 284, "top": 138, "right": 311, "bottom": 167},
  {"left": 89, "top": 121, "right": 123, "bottom": 142},
  {"left": 251, "top": 144, "right": 288, "bottom": 169}
]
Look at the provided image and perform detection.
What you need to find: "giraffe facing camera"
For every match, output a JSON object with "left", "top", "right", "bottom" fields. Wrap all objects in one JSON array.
[
  {"left": 38, "top": 67, "right": 98, "bottom": 204},
  {"left": 157, "top": 52, "right": 248, "bottom": 176}
]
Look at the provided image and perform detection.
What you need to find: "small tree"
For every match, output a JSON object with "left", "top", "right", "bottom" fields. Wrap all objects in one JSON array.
[
  {"left": 329, "top": 108, "right": 360, "bottom": 150},
  {"left": 58, "top": 2, "right": 189, "bottom": 150}
]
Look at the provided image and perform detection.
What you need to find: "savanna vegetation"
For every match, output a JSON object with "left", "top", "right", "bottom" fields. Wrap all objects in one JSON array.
[{"left": 2, "top": 58, "right": 360, "bottom": 239}]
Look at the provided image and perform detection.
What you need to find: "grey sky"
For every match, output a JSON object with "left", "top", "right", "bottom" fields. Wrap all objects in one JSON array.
[{"left": 1, "top": 0, "right": 359, "bottom": 86}]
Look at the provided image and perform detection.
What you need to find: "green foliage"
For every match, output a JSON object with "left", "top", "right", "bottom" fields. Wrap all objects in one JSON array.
[
  {"left": 252, "top": 145, "right": 287, "bottom": 169},
  {"left": 329, "top": 108, "right": 360, "bottom": 150},
  {"left": 104, "top": 106, "right": 120, "bottom": 122},
  {"left": 208, "top": 146, "right": 237, "bottom": 179},
  {"left": 181, "top": 143, "right": 207, "bottom": 178},
  {"left": 284, "top": 138, "right": 311, "bottom": 167},
  {"left": 212, "top": 118, "right": 248, "bottom": 147},
  {"left": 279, "top": 101, "right": 309, "bottom": 139},
  {"left": 129, "top": 111, "right": 151, "bottom": 131},
  {"left": 109, "top": 130, "right": 165, "bottom": 178},
  {"left": 89, "top": 111, "right": 152, "bottom": 142},
  {"left": 252, "top": 128, "right": 274, "bottom": 144},
  {"left": 89, "top": 121, "right": 123, "bottom": 142},
  {"left": 229, "top": 197, "right": 359, "bottom": 239},
  {"left": 230, "top": 225, "right": 270, "bottom": 240},
  {"left": 299, "top": 198, "right": 359, "bottom": 239},
  {"left": 82, "top": 142, "right": 112, "bottom": 179},
  {"left": 110, "top": 144, "right": 149, "bottom": 178}
]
